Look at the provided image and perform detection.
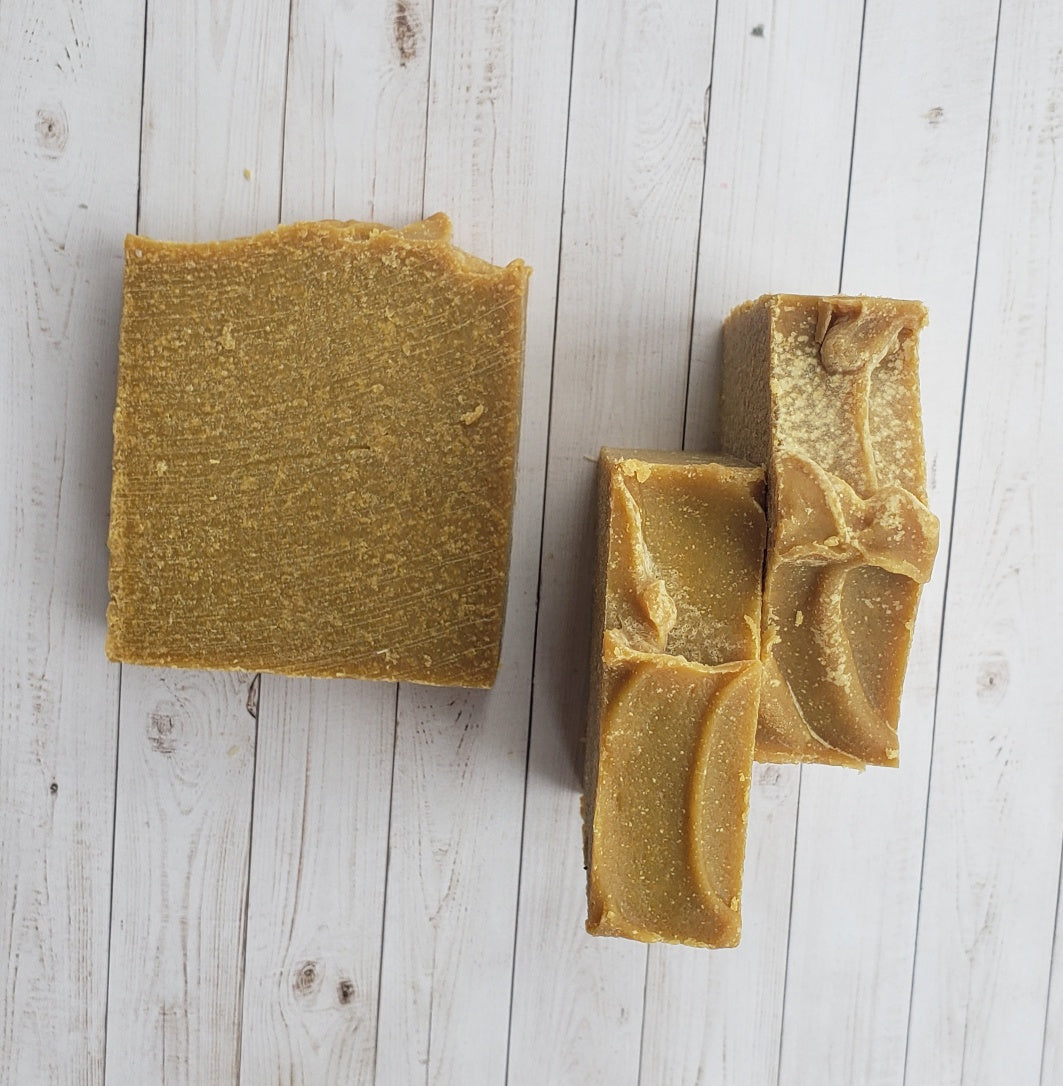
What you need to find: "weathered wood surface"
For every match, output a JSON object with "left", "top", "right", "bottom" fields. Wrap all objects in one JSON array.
[{"left": 2, "top": 0, "right": 1058, "bottom": 1082}]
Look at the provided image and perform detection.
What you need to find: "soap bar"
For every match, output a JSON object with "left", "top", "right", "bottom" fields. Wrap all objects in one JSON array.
[
  {"left": 107, "top": 215, "right": 530, "bottom": 686},
  {"left": 584, "top": 451, "right": 765, "bottom": 947},
  {"left": 720, "top": 295, "right": 939, "bottom": 767}
]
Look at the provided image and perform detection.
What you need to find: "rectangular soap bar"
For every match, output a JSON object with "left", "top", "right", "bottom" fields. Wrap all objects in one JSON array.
[
  {"left": 720, "top": 295, "right": 939, "bottom": 767},
  {"left": 584, "top": 450, "right": 766, "bottom": 947},
  {"left": 107, "top": 215, "right": 530, "bottom": 687}
]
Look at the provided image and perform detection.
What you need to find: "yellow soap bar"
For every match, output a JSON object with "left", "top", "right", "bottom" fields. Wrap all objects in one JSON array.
[
  {"left": 107, "top": 215, "right": 530, "bottom": 687},
  {"left": 584, "top": 451, "right": 765, "bottom": 947},
  {"left": 720, "top": 295, "right": 939, "bottom": 767}
]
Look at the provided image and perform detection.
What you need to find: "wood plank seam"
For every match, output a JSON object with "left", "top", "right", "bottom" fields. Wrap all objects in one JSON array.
[
  {"left": 775, "top": 1, "right": 870, "bottom": 1070},
  {"left": 501, "top": 0, "right": 582, "bottom": 1078},
  {"left": 640, "top": 0, "right": 724, "bottom": 1076},
  {"left": 371, "top": 685, "right": 401, "bottom": 1086},
  {"left": 101, "top": 0, "right": 150, "bottom": 1077},
  {"left": 899, "top": 1, "right": 1003, "bottom": 1079},
  {"left": 678, "top": 0, "right": 722, "bottom": 452},
  {"left": 230, "top": 1, "right": 297, "bottom": 1076},
  {"left": 233, "top": 672, "right": 262, "bottom": 1084},
  {"left": 1040, "top": 832, "right": 1063, "bottom": 1086}
]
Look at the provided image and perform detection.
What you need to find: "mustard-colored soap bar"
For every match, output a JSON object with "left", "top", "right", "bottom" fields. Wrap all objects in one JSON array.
[
  {"left": 584, "top": 451, "right": 765, "bottom": 947},
  {"left": 107, "top": 215, "right": 530, "bottom": 687},
  {"left": 720, "top": 295, "right": 939, "bottom": 767}
]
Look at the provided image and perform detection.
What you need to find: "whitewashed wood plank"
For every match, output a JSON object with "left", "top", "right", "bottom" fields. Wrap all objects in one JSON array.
[
  {"left": 906, "top": 0, "right": 1063, "bottom": 1081},
  {"left": 238, "top": 679, "right": 396, "bottom": 1084},
  {"left": 1041, "top": 848, "right": 1063, "bottom": 1085},
  {"left": 278, "top": 0, "right": 432, "bottom": 223},
  {"left": 238, "top": 2, "right": 432, "bottom": 1079},
  {"left": 104, "top": 669, "right": 259, "bottom": 1081},
  {"left": 135, "top": 0, "right": 290, "bottom": 243},
  {"left": 640, "top": 3, "right": 864, "bottom": 1081},
  {"left": 0, "top": 0, "right": 141, "bottom": 1080},
  {"left": 506, "top": 1, "right": 716, "bottom": 1082},
  {"left": 777, "top": 2, "right": 999, "bottom": 1083},
  {"left": 104, "top": 0, "right": 291, "bottom": 1080},
  {"left": 373, "top": 0, "right": 573, "bottom": 1079}
]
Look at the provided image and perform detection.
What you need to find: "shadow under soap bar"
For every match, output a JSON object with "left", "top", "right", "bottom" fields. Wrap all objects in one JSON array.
[
  {"left": 720, "top": 295, "right": 939, "bottom": 767},
  {"left": 107, "top": 215, "right": 530, "bottom": 686},
  {"left": 584, "top": 451, "right": 765, "bottom": 948}
]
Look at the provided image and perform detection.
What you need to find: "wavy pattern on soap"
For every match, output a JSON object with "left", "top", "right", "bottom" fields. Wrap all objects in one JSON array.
[
  {"left": 610, "top": 466, "right": 677, "bottom": 653},
  {"left": 773, "top": 453, "right": 938, "bottom": 581},
  {"left": 592, "top": 653, "right": 755, "bottom": 947},
  {"left": 688, "top": 664, "right": 759, "bottom": 918},
  {"left": 814, "top": 297, "right": 921, "bottom": 497},
  {"left": 770, "top": 452, "right": 938, "bottom": 762}
]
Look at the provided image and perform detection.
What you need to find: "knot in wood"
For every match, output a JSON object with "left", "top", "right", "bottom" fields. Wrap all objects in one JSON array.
[
  {"left": 147, "top": 712, "right": 177, "bottom": 755},
  {"left": 292, "top": 959, "right": 321, "bottom": 998},
  {"left": 35, "top": 107, "right": 68, "bottom": 155}
]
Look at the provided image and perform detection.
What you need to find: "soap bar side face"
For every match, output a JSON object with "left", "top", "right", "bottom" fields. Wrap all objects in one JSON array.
[
  {"left": 584, "top": 450, "right": 765, "bottom": 948},
  {"left": 719, "top": 301, "right": 773, "bottom": 467},
  {"left": 106, "top": 219, "right": 530, "bottom": 686}
]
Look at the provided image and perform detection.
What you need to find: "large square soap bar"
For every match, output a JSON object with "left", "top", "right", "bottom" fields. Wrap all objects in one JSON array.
[
  {"left": 584, "top": 451, "right": 765, "bottom": 948},
  {"left": 107, "top": 215, "right": 530, "bottom": 687},
  {"left": 720, "top": 295, "right": 938, "bottom": 767}
]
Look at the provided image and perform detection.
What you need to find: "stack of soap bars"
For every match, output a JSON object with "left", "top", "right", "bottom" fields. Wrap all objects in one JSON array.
[{"left": 583, "top": 295, "right": 940, "bottom": 948}]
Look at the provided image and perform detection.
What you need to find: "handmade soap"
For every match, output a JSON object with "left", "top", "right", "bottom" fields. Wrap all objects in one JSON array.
[
  {"left": 720, "top": 295, "right": 939, "bottom": 767},
  {"left": 107, "top": 215, "right": 530, "bottom": 686},
  {"left": 584, "top": 451, "right": 765, "bottom": 947}
]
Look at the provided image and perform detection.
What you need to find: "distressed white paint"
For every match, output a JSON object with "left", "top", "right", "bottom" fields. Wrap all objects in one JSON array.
[
  {"left": 103, "top": 0, "right": 290, "bottom": 1082},
  {"left": 374, "top": 0, "right": 572, "bottom": 1080},
  {"left": 907, "top": 0, "right": 1063, "bottom": 1082},
  {"left": 0, "top": 0, "right": 141, "bottom": 1081},
  {"left": 508, "top": 1, "right": 717, "bottom": 1081},
  {"left": 238, "top": 678, "right": 396, "bottom": 1084},
  {"left": 2, "top": 1, "right": 1060, "bottom": 1082},
  {"left": 105, "top": 669, "right": 259, "bottom": 1082},
  {"left": 777, "top": 2, "right": 999, "bottom": 1083}
]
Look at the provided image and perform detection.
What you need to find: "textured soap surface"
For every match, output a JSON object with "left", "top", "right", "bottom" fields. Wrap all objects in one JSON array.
[
  {"left": 584, "top": 451, "right": 765, "bottom": 948},
  {"left": 107, "top": 214, "right": 530, "bottom": 686},
  {"left": 720, "top": 295, "right": 938, "bottom": 767}
]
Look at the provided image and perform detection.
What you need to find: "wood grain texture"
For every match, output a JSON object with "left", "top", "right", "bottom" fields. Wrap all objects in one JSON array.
[
  {"left": 280, "top": 0, "right": 432, "bottom": 223},
  {"left": 0, "top": 0, "right": 141, "bottom": 1080},
  {"left": 238, "top": 679, "right": 395, "bottom": 1084},
  {"left": 777, "top": 2, "right": 999, "bottom": 1082},
  {"left": 237, "top": 2, "right": 431, "bottom": 1079},
  {"left": 507, "top": 1, "right": 716, "bottom": 1081},
  {"left": 104, "top": 0, "right": 290, "bottom": 1081},
  {"left": 641, "top": 2, "right": 864, "bottom": 1080},
  {"left": 104, "top": 669, "right": 258, "bottom": 1082},
  {"left": 1041, "top": 854, "right": 1063, "bottom": 1086},
  {"left": 137, "top": 0, "right": 290, "bottom": 242},
  {"left": 906, "top": 0, "right": 1063, "bottom": 1081},
  {"left": 373, "top": 0, "right": 573, "bottom": 1080},
  {"left": 4, "top": 2, "right": 1062, "bottom": 1082}
]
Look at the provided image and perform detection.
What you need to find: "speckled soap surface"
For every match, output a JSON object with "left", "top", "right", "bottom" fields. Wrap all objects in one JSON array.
[
  {"left": 106, "top": 214, "right": 530, "bottom": 686},
  {"left": 584, "top": 450, "right": 765, "bottom": 948},
  {"left": 720, "top": 295, "right": 939, "bottom": 767}
]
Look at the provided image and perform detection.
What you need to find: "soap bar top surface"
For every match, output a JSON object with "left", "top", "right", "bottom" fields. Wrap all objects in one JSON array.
[
  {"left": 599, "top": 451, "right": 766, "bottom": 665},
  {"left": 719, "top": 294, "right": 937, "bottom": 767},
  {"left": 585, "top": 450, "right": 765, "bottom": 948},
  {"left": 720, "top": 294, "right": 929, "bottom": 500},
  {"left": 107, "top": 214, "right": 530, "bottom": 686}
]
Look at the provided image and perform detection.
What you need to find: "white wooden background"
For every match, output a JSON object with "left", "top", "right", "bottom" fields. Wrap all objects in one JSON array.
[{"left": 2, "top": 0, "right": 1061, "bottom": 1081}]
